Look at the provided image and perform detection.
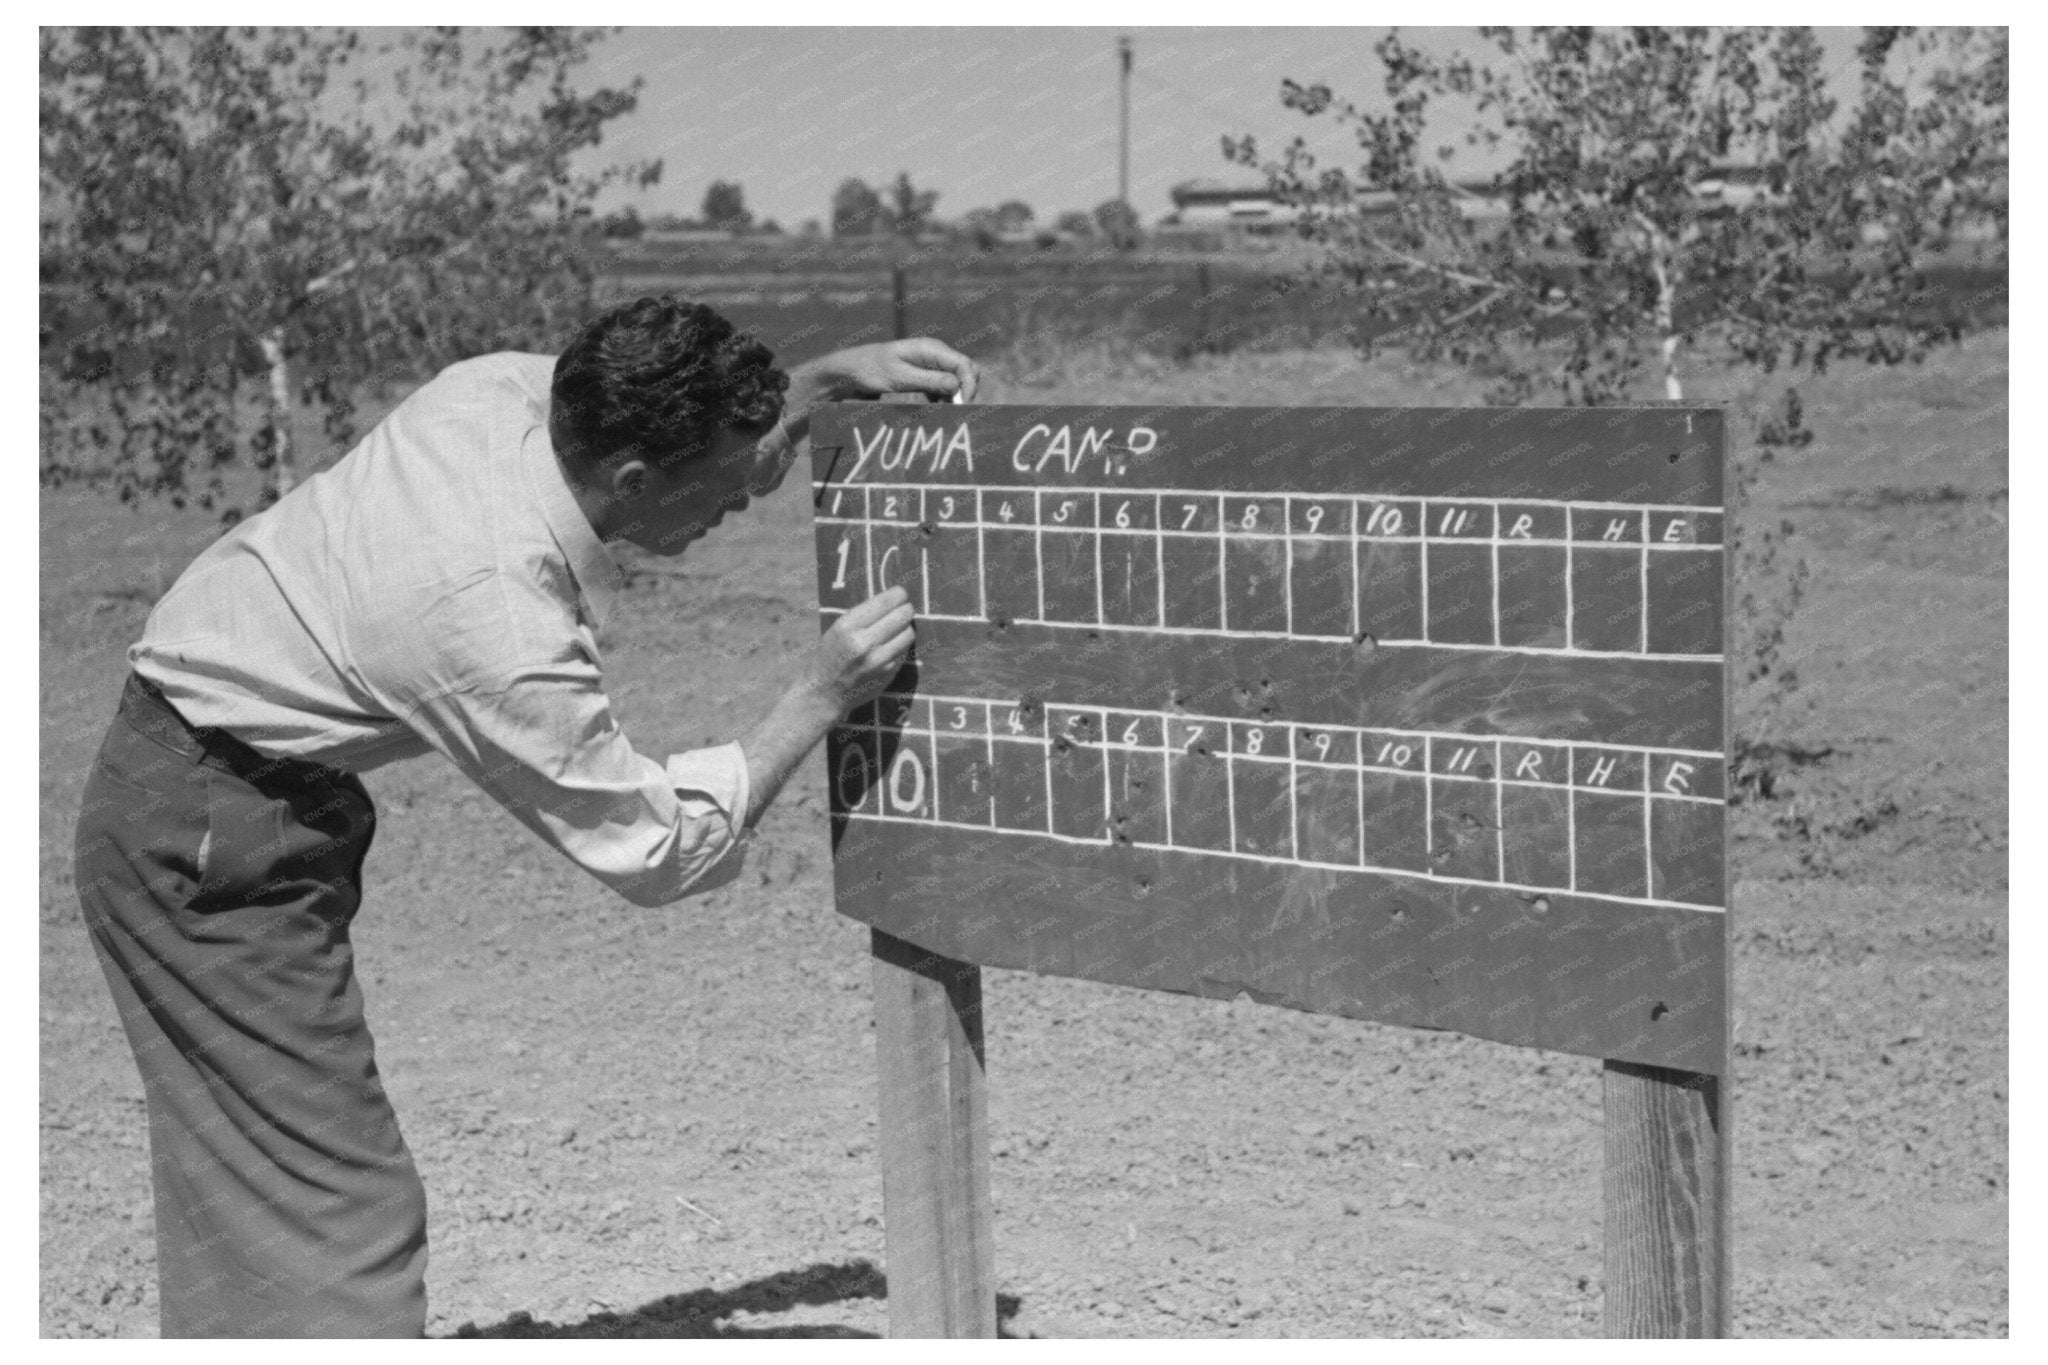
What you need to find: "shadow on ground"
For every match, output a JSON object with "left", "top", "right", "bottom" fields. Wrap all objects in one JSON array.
[{"left": 447, "top": 1260, "right": 1028, "bottom": 1338}]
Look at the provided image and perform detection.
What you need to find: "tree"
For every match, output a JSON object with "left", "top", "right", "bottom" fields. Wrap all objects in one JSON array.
[
  {"left": 701, "top": 179, "right": 751, "bottom": 232},
  {"left": 1226, "top": 26, "right": 2006, "bottom": 769},
  {"left": 993, "top": 200, "right": 1035, "bottom": 232},
  {"left": 888, "top": 171, "right": 939, "bottom": 238},
  {"left": 40, "top": 26, "right": 657, "bottom": 518},
  {"left": 1226, "top": 26, "right": 2006, "bottom": 405},
  {"left": 1055, "top": 210, "right": 1096, "bottom": 238},
  {"left": 1092, "top": 198, "right": 1140, "bottom": 248},
  {"left": 831, "top": 177, "right": 889, "bottom": 237},
  {"left": 954, "top": 207, "right": 1001, "bottom": 250},
  {"left": 600, "top": 206, "right": 645, "bottom": 239}
]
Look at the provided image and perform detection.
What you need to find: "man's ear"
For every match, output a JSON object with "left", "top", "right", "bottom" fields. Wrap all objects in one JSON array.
[{"left": 607, "top": 457, "right": 652, "bottom": 502}]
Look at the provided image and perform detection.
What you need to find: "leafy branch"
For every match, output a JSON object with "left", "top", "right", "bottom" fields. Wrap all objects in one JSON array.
[{"left": 41, "top": 25, "right": 658, "bottom": 519}]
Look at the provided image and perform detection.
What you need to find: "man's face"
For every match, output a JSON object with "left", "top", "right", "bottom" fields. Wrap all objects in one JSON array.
[{"left": 625, "top": 427, "right": 798, "bottom": 556}]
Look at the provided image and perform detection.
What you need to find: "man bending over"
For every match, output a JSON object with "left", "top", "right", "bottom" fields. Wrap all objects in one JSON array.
[{"left": 73, "top": 295, "right": 974, "bottom": 1336}]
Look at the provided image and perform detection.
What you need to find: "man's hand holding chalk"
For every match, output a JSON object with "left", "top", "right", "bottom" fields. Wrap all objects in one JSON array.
[{"left": 804, "top": 338, "right": 977, "bottom": 404}]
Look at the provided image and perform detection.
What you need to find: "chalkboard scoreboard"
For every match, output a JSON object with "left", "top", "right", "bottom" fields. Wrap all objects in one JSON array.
[{"left": 811, "top": 404, "right": 1728, "bottom": 1075}]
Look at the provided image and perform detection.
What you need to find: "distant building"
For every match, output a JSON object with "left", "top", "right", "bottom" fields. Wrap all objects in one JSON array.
[
  {"left": 640, "top": 226, "right": 737, "bottom": 246},
  {"left": 1688, "top": 164, "right": 1775, "bottom": 212},
  {"left": 1162, "top": 179, "right": 1304, "bottom": 233},
  {"left": 1157, "top": 163, "right": 1840, "bottom": 242}
]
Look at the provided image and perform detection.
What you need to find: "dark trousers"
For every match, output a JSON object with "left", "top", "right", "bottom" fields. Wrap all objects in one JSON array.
[{"left": 74, "top": 674, "right": 428, "bottom": 1337}]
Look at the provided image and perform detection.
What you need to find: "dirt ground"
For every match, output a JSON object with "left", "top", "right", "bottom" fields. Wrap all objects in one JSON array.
[{"left": 39, "top": 331, "right": 2006, "bottom": 1337}]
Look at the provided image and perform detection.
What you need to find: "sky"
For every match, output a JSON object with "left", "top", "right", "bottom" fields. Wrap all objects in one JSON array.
[{"left": 579, "top": 27, "right": 1872, "bottom": 229}]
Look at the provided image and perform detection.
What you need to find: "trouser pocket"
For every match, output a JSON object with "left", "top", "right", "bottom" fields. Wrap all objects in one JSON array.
[
  {"left": 187, "top": 762, "right": 373, "bottom": 922},
  {"left": 189, "top": 766, "right": 289, "bottom": 912}
]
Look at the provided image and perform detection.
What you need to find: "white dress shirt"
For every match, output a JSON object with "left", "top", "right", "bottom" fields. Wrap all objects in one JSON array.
[{"left": 131, "top": 352, "right": 750, "bottom": 906}]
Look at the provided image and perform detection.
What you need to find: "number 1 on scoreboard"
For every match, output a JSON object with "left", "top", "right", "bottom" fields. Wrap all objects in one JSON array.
[{"left": 819, "top": 521, "right": 872, "bottom": 613}]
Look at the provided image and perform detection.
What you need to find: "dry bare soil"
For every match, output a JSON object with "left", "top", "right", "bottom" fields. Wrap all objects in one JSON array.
[{"left": 40, "top": 333, "right": 2006, "bottom": 1337}]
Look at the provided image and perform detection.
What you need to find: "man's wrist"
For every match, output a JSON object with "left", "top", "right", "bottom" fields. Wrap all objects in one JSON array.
[
  {"left": 787, "top": 357, "right": 842, "bottom": 410},
  {"left": 776, "top": 359, "right": 842, "bottom": 449},
  {"left": 784, "top": 675, "right": 846, "bottom": 733},
  {"left": 739, "top": 680, "right": 845, "bottom": 828}
]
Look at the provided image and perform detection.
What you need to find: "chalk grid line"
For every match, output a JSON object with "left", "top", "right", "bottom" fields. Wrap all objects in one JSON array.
[
  {"left": 819, "top": 483, "right": 1724, "bottom": 662},
  {"left": 830, "top": 691, "right": 1724, "bottom": 914}
]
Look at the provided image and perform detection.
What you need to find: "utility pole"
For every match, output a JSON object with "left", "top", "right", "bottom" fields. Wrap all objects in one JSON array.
[{"left": 1117, "top": 34, "right": 1133, "bottom": 211}]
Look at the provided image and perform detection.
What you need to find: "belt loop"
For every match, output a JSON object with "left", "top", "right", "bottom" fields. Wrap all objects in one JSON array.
[{"left": 119, "top": 673, "right": 203, "bottom": 760}]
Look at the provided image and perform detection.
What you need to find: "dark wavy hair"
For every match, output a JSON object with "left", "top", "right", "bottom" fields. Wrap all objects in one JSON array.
[{"left": 551, "top": 295, "right": 788, "bottom": 470}]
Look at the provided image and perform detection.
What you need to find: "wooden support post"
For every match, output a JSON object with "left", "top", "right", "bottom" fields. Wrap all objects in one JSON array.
[
  {"left": 891, "top": 264, "right": 909, "bottom": 341},
  {"left": 870, "top": 929, "right": 995, "bottom": 1338},
  {"left": 1602, "top": 1062, "right": 1729, "bottom": 1337}
]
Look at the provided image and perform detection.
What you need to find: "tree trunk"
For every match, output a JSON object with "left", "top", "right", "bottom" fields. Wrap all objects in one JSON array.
[
  {"left": 259, "top": 328, "right": 296, "bottom": 502},
  {"left": 1647, "top": 238, "right": 1684, "bottom": 402}
]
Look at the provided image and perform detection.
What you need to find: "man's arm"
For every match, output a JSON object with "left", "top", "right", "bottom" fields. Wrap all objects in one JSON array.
[
  {"left": 765, "top": 338, "right": 980, "bottom": 457},
  {"left": 404, "top": 660, "right": 757, "bottom": 908},
  {"left": 735, "top": 337, "right": 971, "bottom": 824},
  {"left": 400, "top": 586, "right": 910, "bottom": 906},
  {"left": 739, "top": 584, "right": 916, "bottom": 827}
]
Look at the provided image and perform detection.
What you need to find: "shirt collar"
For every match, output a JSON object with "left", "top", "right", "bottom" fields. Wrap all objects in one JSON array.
[{"left": 523, "top": 418, "right": 627, "bottom": 631}]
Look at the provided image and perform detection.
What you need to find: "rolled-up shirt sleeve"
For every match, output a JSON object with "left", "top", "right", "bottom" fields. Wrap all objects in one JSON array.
[{"left": 404, "top": 660, "right": 751, "bottom": 907}]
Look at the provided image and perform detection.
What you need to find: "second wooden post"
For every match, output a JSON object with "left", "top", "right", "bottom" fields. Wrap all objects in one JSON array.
[
  {"left": 1602, "top": 1061, "right": 1730, "bottom": 1336},
  {"left": 870, "top": 928, "right": 995, "bottom": 1337}
]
